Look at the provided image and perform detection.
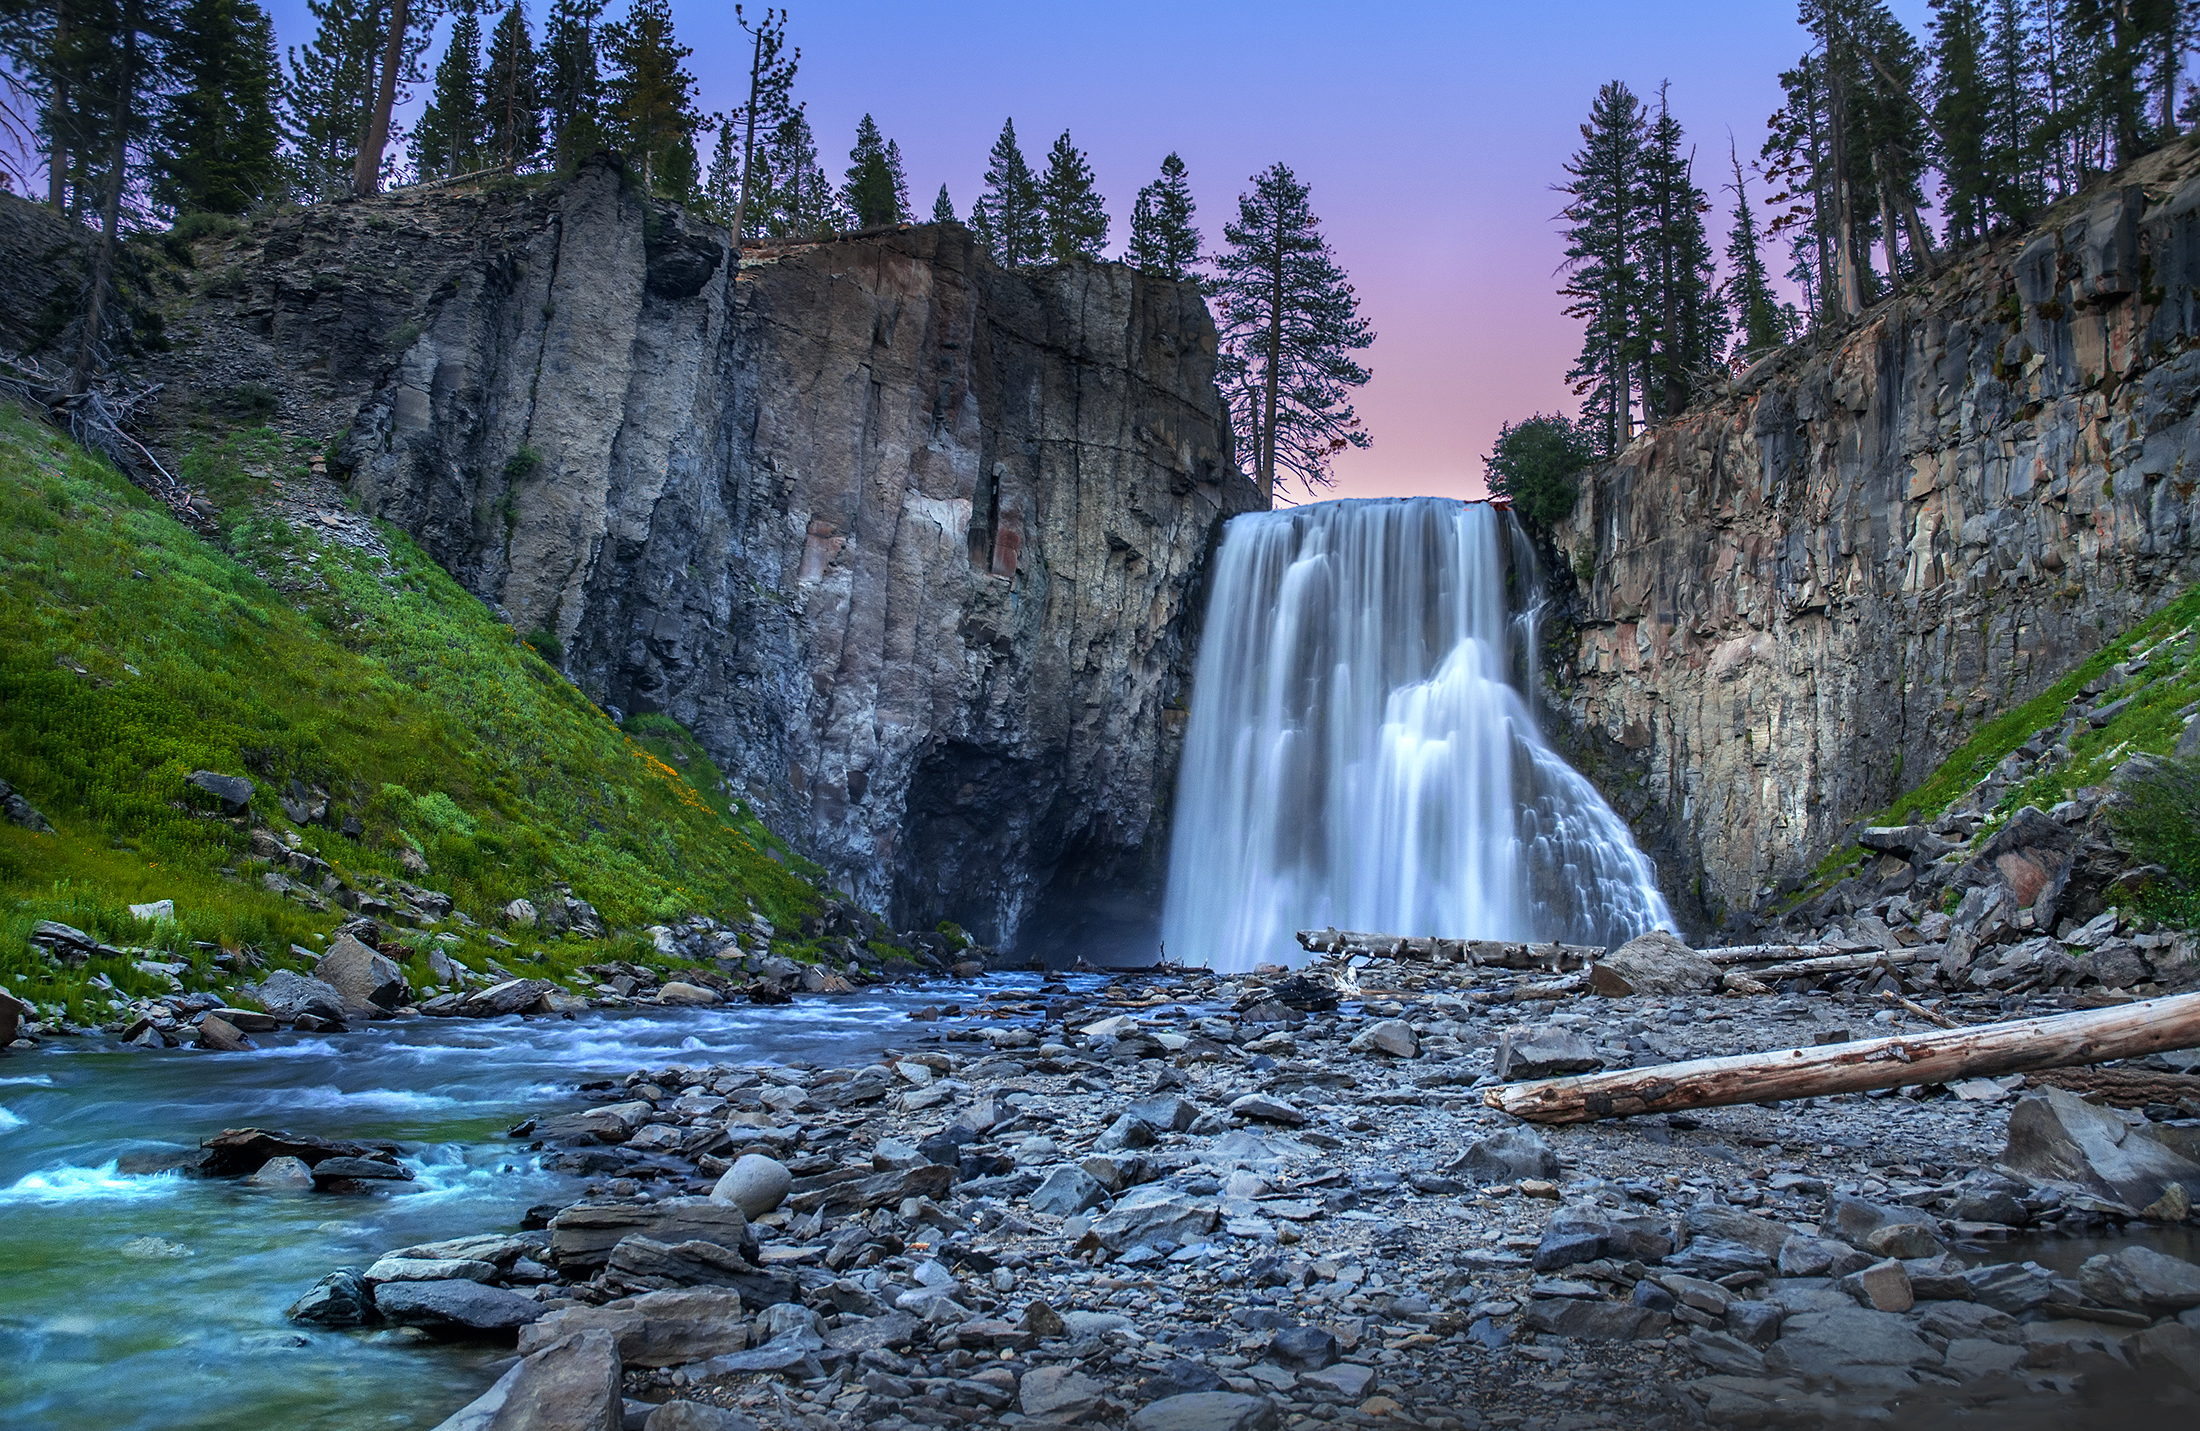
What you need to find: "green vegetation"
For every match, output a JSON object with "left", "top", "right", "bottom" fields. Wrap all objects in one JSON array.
[
  {"left": 1484, "top": 413, "right": 1595, "bottom": 535},
  {"left": 0, "top": 399, "right": 831, "bottom": 1024}
]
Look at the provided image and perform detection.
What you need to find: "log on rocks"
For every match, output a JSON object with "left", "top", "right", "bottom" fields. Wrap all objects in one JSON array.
[
  {"left": 1485, "top": 991, "right": 2200, "bottom": 1124},
  {"left": 1699, "top": 943, "right": 1876, "bottom": 965},
  {"left": 1296, "top": 929, "right": 1602, "bottom": 970},
  {"left": 2025, "top": 1067, "right": 2200, "bottom": 1108},
  {"left": 1745, "top": 949, "right": 1931, "bottom": 981}
]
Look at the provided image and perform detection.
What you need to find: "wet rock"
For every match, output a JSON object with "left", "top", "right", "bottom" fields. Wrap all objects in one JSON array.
[
  {"left": 247, "top": 1155, "right": 315, "bottom": 1189},
  {"left": 709, "top": 1154, "right": 792, "bottom": 1218},
  {"left": 430, "top": 1328, "right": 622, "bottom": 1431},
  {"left": 1589, "top": 929, "right": 1718, "bottom": 997},
  {"left": 2001, "top": 1087, "right": 2200, "bottom": 1209},
  {"left": 315, "top": 933, "right": 411, "bottom": 1014},
  {"left": 460, "top": 978, "right": 559, "bottom": 1018},
  {"left": 372, "top": 1277, "right": 543, "bottom": 1333},
  {"left": 547, "top": 1198, "right": 750, "bottom": 1271},
  {"left": 195, "top": 1014, "right": 253, "bottom": 1051},
  {"left": 519, "top": 1288, "right": 749, "bottom": 1367},
  {"left": 1495, "top": 1025, "right": 1603, "bottom": 1080},
  {"left": 1131, "top": 1392, "right": 1278, "bottom": 1431},
  {"left": 655, "top": 982, "right": 719, "bottom": 1006},
  {"left": 1348, "top": 1019, "right": 1419, "bottom": 1058},
  {"left": 186, "top": 770, "right": 255, "bottom": 815},
  {"left": 286, "top": 1270, "right": 370, "bottom": 1326},
  {"left": 2078, "top": 1245, "right": 2200, "bottom": 1314},
  {"left": 310, "top": 1156, "right": 414, "bottom": 1184},
  {"left": 252, "top": 969, "right": 347, "bottom": 1025},
  {"left": 364, "top": 1256, "right": 500, "bottom": 1285}
]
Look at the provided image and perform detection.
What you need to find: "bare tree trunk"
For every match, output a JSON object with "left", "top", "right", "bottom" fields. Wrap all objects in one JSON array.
[
  {"left": 730, "top": 24, "right": 765, "bottom": 253},
  {"left": 1486, "top": 992, "right": 2200, "bottom": 1124},
  {"left": 1828, "top": 57, "right": 1865, "bottom": 318},
  {"left": 46, "top": 3, "right": 69, "bottom": 212},
  {"left": 1261, "top": 207, "right": 1283, "bottom": 503},
  {"left": 1877, "top": 169, "right": 1905, "bottom": 284},
  {"left": 71, "top": 8, "right": 135, "bottom": 397},
  {"left": 352, "top": 0, "right": 412, "bottom": 198}
]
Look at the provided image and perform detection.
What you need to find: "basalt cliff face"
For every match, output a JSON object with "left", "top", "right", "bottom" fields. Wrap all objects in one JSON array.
[
  {"left": 1550, "top": 140, "right": 2200, "bottom": 929},
  {"left": 133, "top": 160, "right": 1259, "bottom": 955}
]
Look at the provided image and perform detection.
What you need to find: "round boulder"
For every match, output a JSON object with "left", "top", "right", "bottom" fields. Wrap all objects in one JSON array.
[{"left": 710, "top": 1153, "right": 793, "bottom": 1217}]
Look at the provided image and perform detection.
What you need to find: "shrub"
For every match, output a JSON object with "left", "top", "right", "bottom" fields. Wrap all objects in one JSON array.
[
  {"left": 523, "top": 628, "right": 563, "bottom": 665},
  {"left": 1485, "top": 413, "right": 1595, "bottom": 535}
]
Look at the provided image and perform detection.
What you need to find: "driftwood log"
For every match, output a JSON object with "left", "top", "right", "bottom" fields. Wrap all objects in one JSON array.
[
  {"left": 1486, "top": 991, "right": 2200, "bottom": 1124},
  {"left": 2026, "top": 1066, "right": 2200, "bottom": 1108},
  {"left": 1744, "top": 948, "right": 1932, "bottom": 980},
  {"left": 1297, "top": 929, "right": 1603, "bottom": 970}
]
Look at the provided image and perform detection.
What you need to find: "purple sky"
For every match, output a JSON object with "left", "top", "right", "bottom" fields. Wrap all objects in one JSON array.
[{"left": 261, "top": 0, "right": 1936, "bottom": 499}]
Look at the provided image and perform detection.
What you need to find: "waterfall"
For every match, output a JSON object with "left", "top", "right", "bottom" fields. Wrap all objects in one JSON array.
[{"left": 1161, "top": 497, "right": 1673, "bottom": 973}]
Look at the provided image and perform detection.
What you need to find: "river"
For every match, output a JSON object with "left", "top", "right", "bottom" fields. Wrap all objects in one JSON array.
[{"left": 0, "top": 978, "right": 1066, "bottom": 1430}]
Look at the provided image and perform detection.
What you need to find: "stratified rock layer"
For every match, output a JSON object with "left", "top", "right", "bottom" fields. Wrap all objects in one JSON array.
[
  {"left": 140, "top": 160, "right": 1258, "bottom": 954},
  {"left": 1551, "top": 140, "right": 2200, "bottom": 923}
]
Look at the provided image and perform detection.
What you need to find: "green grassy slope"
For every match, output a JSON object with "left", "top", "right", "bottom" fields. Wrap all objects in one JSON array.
[{"left": 0, "top": 399, "right": 832, "bottom": 1024}]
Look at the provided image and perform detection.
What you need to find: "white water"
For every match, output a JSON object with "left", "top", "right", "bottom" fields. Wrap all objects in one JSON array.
[{"left": 1162, "top": 498, "right": 1673, "bottom": 972}]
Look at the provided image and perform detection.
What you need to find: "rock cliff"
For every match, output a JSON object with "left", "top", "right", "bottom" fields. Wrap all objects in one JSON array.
[
  {"left": 132, "top": 160, "right": 1259, "bottom": 955},
  {"left": 1550, "top": 138, "right": 2200, "bottom": 930}
]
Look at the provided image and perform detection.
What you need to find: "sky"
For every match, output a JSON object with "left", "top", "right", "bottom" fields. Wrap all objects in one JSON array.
[{"left": 263, "top": 0, "right": 1936, "bottom": 500}]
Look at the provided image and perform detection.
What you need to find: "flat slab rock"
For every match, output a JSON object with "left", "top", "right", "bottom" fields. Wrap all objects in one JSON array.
[{"left": 372, "top": 1278, "right": 543, "bottom": 1332}]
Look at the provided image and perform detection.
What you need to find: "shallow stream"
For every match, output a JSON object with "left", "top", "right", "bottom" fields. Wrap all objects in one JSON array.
[{"left": 0, "top": 980, "right": 1055, "bottom": 1430}]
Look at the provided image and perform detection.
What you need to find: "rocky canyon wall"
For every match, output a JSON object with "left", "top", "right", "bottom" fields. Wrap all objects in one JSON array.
[
  {"left": 1550, "top": 139, "right": 2200, "bottom": 931},
  {"left": 128, "top": 160, "right": 1260, "bottom": 954}
]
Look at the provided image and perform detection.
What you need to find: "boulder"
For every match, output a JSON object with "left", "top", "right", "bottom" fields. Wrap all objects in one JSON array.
[
  {"left": 1820, "top": 1193, "right": 1945, "bottom": 1259},
  {"left": 310, "top": 1156, "right": 414, "bottom": 1183},
  {"left": 503, "top": 898, "right": 538, "bottom": 928},
  {"left": 1029, "top": 1165, "right": 1109, "bottom": 1216},
  {"left": 1228, "top": 1093, "right": 1308, "bottom": 1126},
  {"left": 1495, "top": 1025, "right": 1604, "bottom": 1080},
  {"left": 429, "top": 1328, "right": 623, "bottom": 1431},
  {"left": 1348, "top": 1019, "right": 1420, "bottom": 1058},
  {"left": 1020, "top": 1365, "right": 1106, "bottom": 1420},
  {"left": 1588, "top": 930, "right": 1718, "bottom": 997},
  {"left": 604, "top": 1236, "right": 798, "bottom": 1307},
  {"left": 1090, "top": 1187, "right": 1219, "bottom": 1252},
  {"left": 549, "top": 1198, "right": 750, "bottom": 1270},
  {"left": 656, "top": 982, "right": 720, "bottom": 1006},
  {"left": 1839, "top": 1259, "right": 1915, "bottom": 1313},
  {"left": 195, "top": 1014, "right": 253, "bottom": 1051},
  {"left": 186, "top": 770, "right": 254, "bottom": 814},
  {"left": 0, "top": 777, "right": 54, "bottom": 832},
  {"left": 316, "top": 934, "right": 411, "bottom": 1013},
  {"left": 1093, "top": 1114, "right": 1159, "bottom": 1151},
  {"left": 286, "top": 1270, "right": 370, "bottom": 1326},
  {"left": 1522, "top": 1299, "right": 1671, "bottom": 1340},
  {"left": 1766, "top": 1308, "right": 1941, "bottom": 1379},
  {"left": 1684, "top": 1205, "right": 1791, "bottom": 1258},
  {"left": 1267, "top": 1323, "right": 1339, "bottom": 1369},
  {"left": 462, "top": 978, "right": 559, "bottom": 1017},
  {"left": 1126, "top": 1094, "right": 1201, "bottom": 1132},
  {"left": 372, "top": 1277, "right": 543, "bottom": 1332},
  {"left": 364, "top": 1257, "right": 500, "bottom": 1284},
  {"left": 1534, "top": 1203, "right": 1674, "bottom": 1270},
  {"left": 252, "top": 969, "right": 347, "bottom": 1024},
  {"left": 519, "top": 1288, "right": 749, "bottom": 1367},
  {"left": 1131, "top": 1393, "right": 1278, "bottom": 1431},
  {"left": 2001, "top": 1087, "right": 2200, "bottom": 1210},
  {"left": 247, "top": 1155, "right": 315, "bottom": 1189},
  {"left": 1458, "top": 1127, "right": 1560, "bottom": 1182},
  {"left": 2078, "top": 1245, "right": 2200, "bottom": 1314},
  {"left": 709, "top": 1154, "right": 792, "bottom": 1217}
]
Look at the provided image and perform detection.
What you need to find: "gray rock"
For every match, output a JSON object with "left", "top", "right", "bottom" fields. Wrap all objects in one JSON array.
[
  {"left": 1090, "top": 1188, "right": 1219, "bottom": 1252},
  {"left": 1522, "top": 1298, "right": 1671, "bottom": 1339},
  {"left": 286, "top": 1270, "right": 370, "bottom": 1326},
  {"left": 461, "top": 978, "right": 559, "bottom": 1018},
  {"left": 1459, "top": 1127, "right": 1560, "bottom": 1182},
  {"left": 1094, "top": 1113, "right": 1160, "bottom": 1151},
  {"left": 548, "top": 1198, "right": 749, "bottom": 1270},
  {"left": 1535, "top": 1202, "right": 1675, "bottom": 1269},
  {"left": 1131, "top": 1393, "right": 1278, "bottom": 1431},
  {"left": 1767, "top": 1308, "right": 1941, "bottom": 1378},
  {"left": 2078, "top": 1245, "right": 2200, "bottom": 1314},
  {"left": 247, "top": 1155, "right": 315, "bottom": 1189},
  {"left": 1029, "top": 1165, "right": 1109, "bottom": 1216},
  {"left": 316, "top": 934, "right": 411, "bottom": 1013},
  {"left": 1266, "top": 1322, "right": 1338, "bottom": 1368},
  {"left": 1297, "top": 1363, "right": 1376, "bottom": 1400},
  {"left": 196, "top": 1014, "right": 253, "bottom": 1051},
  {"left": 2001, "top": 1087, "right": 2200, "bottom": 1210},
  {"left": 1942, "top": 1337, "right": 2027, "bottom": 1380},
  {"left": 1725, "top": 1299, "right": 1784, "bottom": 1346},
  {"left": 1588, "top": 929, "right": 1718, "bottom": 996},
  {"left": 1228, "top": 1093, "right": 1307, "bottom": 1126},
  {"left": 1960, "top": 1261, "right": 2058, "bottom": 1314},
  {"left": 186, "top": 770, "right": 254, "bottom": 814},
  {"left": 1019, "top": 1365, "right": 1107, "bottom": 1420},
  {"left": 1684, "top": 1205, "right": 1792, "bottom": 1257},
  {"left": 1127, "top": 1094, "right": 1201, "bottom": 1132},
  {"left": 1688, "top": 1329, "right": 1768, "bottom": 1376},
  {"left": 0, "top": 777, "right": 54, "bottom": 833},
  {"left": 364, "top": 1256, "right": 500, "bottom": 1284},
  {"left": 372, "top": 1278, "right": 543, "bottom": 1332},
  {"left": 1821, "top": 1193, "right": 1945, "bottom": 1259},
  {"left": 310, "top": 1156, "right": 414, "bottom": 1183},
  {"left": 709, "top": 1154, "right": 792, "bottom": 1218},
  {"left": 1837, "top": 1259, "right": 1915, "bottom": 1313},
  {"left": 430, "top": 1328, "right": 622, "bottom": 1431},
  {"left": 252, "top": 969, "right": 347, "bottom": 1024},
  {"left": 519, "top": 1288, "right": 749, "bottom": 1367},
  {"left": 1495, "top": 1025, "right": 1604, "bottom": 1080},
  {"left": 644, "top": 1406, "right": 758, "bottom": 1431},
  {"left": 1664, "top": 1238, "right": 1776, "bottom": 1278},
  {"left": 1777, "top": 1234, "right": 1873, "bottom": 1279},
  {"left": 820, "top": 1310, "right": 920, "bottom": 1355},
  {"left": 603, "top": 1236, "right": 795, "bottom": 1307},
  {"left": 1348, "top": 1019, "right": 1419, "bottom": 1058}
]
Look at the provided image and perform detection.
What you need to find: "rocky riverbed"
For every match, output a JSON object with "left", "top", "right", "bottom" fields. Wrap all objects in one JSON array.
[{"left": 222, "top": 948, "right": 2200, "bottom": 1431}]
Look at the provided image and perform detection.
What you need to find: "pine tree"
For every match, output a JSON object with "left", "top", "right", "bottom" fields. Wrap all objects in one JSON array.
[
  {"left": 724, "top": 4, "right": 795, "bottom": 247},
  {"left": 282, "top": 0, "right": 378, "bottom": 201},
  {"left": 1638, "top": 86, "right": 1727, "bottom": 422},
  {"left": 152, "top": 0, "right": 282, "bottom": 216},
  {"left": 414, "top": 2, "right": 483, "bottom": 179},
  {"left": 1930, "top": 0, "right": 1994, "bottom": 244},
  {"left": 930, "top": 183, "right": 954, "bottom": 223},
  {"left": 1038, "top": 129, "right": 1107, "bottom": 261},
  {"left": 1981, "top": 0, "right": 2045, "bottom": 222},
  {"left": 759, "top": 106, "right": 840, "bottom": 237},
  {"left": 971, "top": 118, "right": 1039, "bottom": 267},
  {"left": 67, "top": 0, "right": 176, "bottom": 389},
  {"left": 701, "top": 118, "right": 737, "bottom": 222},
  {"left": 1484, "top": 414, "right": 1595, "bottom": 534},
  {"left": 1722, "top": 142, "right": 1795, "bottom": 363},
  {"left": 600, "top": 0, "right": 702, "bottom": 197},
  {"left": 1560, "top": 80, "right": 1647, "bottom": 454},
  {"left": 352, "top": 0, "right": 433, "bottom": 197},
  {"left": 541, "top": 0, "right": 603, "bottom": 169},
  {"left": 884, "top": 138, "right": 909, "bottom": 219},
  {"left": 482, "top": 0, "right": 542, "bottom": 169},
  {"left": 843, "top": 113, "right": 900, "bottom": 226},
  {"left": 1129, "top": 152, "right": 1200, "bottom": 279},
  {"left": 1212, "top": 162, "right": 1375, "bottom": 500}
]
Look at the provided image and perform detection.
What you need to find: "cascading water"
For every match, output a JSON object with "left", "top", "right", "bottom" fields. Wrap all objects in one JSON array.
[{"left": 1162, "top": 497, "right": 1673, "bottom": 972}]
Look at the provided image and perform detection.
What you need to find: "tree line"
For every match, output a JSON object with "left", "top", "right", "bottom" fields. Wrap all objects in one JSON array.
[{"left": 1491, "top": 0, "right": 2200, "bottom": 533}]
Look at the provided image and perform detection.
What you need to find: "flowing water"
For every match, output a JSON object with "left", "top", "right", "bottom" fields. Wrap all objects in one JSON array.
[
  {"left": 1163, "top": 498, "right": 1673, "bottom": 973},
  {"left": 0, "top": 982, "right": 1062, "bottom": 1430}
]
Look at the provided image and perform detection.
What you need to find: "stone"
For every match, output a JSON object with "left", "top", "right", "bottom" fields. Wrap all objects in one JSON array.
[
  {"left": 372, "top": 1278, "right": 543, "bottom": 1332},
  {"left": 196, "top": 1014, "right": 253, "bottom": 1051},
  {"left": 1821, "top": 1193, "right": 1945, "bottom": 1259},
  {"left": 1664, "top": 1238, "right": 1777, "bottom": 1278},
  {"left": 1535, "top": 1202, "right": 1675, "bottom": 1269},
  {"left": 429, "top": 1328, "right": 622, "bottom": 1431},
  {"left": 1267, "top": 1323, "right": 1339, "bottom": 1369},
  {"left": 0, "top": 777, "right": 54, "bottom": 833},
  {"left": 252, "top": 969, "right": 347, "bottom": 1024},
  {"left": 548, "top": 1198, "right": 749, "bottom": 1271},
  {"left": 519, "top": 1288, "right": 748, "bottom": 1367},
  {"left": 1094, "top": 1114, "right": 1159, "bottom": 1151},
  {"left": 644, "top": 1406, "right": 758, "bottom": 1431},
  {"left": 1767, "top": 1308, "right": 1941, "bottom": 1378},
  {"left": 309, "top": 1156, "right": 414, "bottom": 1184},
  {"left": 1588, "top": 929, "right": 1718, "bottom": 996},
  {"left": 1348, "top": 1019, "right": 1419, "bottom": 1058},
  {"left": 1131, "top": 1392, "right": 1278, "bottom": 1431},
  {"left": 1941, "top": 1337, "right": 2027, "bottom": 1379},
  {"left": 1019, "top": 1365, "right": 1106, "bottom": 1420},
  {"left": 1688, "top": 1329, "right": 1768, "bottom": 1376},
  {"left": 1022, "top": 1300, "right": 1069, "bottom": 1338},
  {"left": 1029, "top": 1165, "right": 1109, "bottom": 1216},
  {"left": 316, "top": 934, "right": 411, "bottom": 1014},
  {"left": 2078, "top": 1245, "right": 2200, "bottom": 1314},
  {"left": 461, "top": 978, "right": 559, "bottom": 1018},
  {"left": 1228, "top": 1093, "right": 1307, "bottom": 1126},
  {"left": 503, "top": 898, "right": 538, "bottom": 928},
  {"left": 1961, "top": 1261, "right": 2058, "bottom": 1314},
  {"left": 1684, "top": 1205, "right": 1792, "bottom": 1258},
  {"left": 364, "top": 1256, "right": 500, "bottom": 1285},
  {"left": 2002, "top": 1087, "right": 2200, "bottom": 1210},
  {"left": 1494, "top": 1025, "right": 1603, "bottom": 1080},
  {"left": 709, "top": 1154, "right": 792, "bottom": 1218},
  {"left": 1840, "top": 1259, "right": 1915, "bottom": 1313},
  {"left": 1725, "top": 1299, "right": 1785, "bottom": 1346},
  {"left": 1460, "top": 1127, "right": 1560, "bottom": 1182},
  {"left": 1522, "top": 1298, "right": 1671, "bottom": 1340},
  {"left": 1778, "top": 1234, "right": 1873, "bottom": 1279},
  {"left": 656, "top": 982, "right": 719, "bottom": 1006},
  {"left": 129, "top": 899, "right": 175, "bottom": 922},
  {"left": 186, "top": 770, "right": 255, "bottom": 814},
  {"left": 248, "top": 1154, "right": 314, "bottom": 1189},
  {"left": 603, "top": 1237, "right": 793, "bottom": 1307},
  {"left": 1297, "top": 1363, "right": 1377, "bottom": 1400},
  {"left": 1091, "top": 1188, "right": 1219, "bottom": 1252},
  {"left": 286, "top": 1270, "right": 370, "bottom": 1326},
  {"left": 1126, "top": 1094, "right": 1201, "bottom": 1132}
]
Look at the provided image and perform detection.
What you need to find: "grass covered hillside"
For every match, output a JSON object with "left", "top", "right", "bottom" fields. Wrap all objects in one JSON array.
[{"left": 0, "top": 398, "right": 838, "bottom": 1025}]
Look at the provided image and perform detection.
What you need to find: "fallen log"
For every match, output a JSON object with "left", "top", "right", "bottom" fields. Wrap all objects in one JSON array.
[
  {"left": 1701, "top": 941, "right": 1881, "bottom": 965},
  {"left": 1296, "top": 929, "right": 1601, "bottom": 970},
  {"left": 2025, "top": 1066, "right": 2200, "bottom": 1108},
  {"left": 1485, "top": 991, "right": 2200, "bottom": 1124},
  {"left": 1745, "top": 948, "right": 1932, "bottom": 981}
]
